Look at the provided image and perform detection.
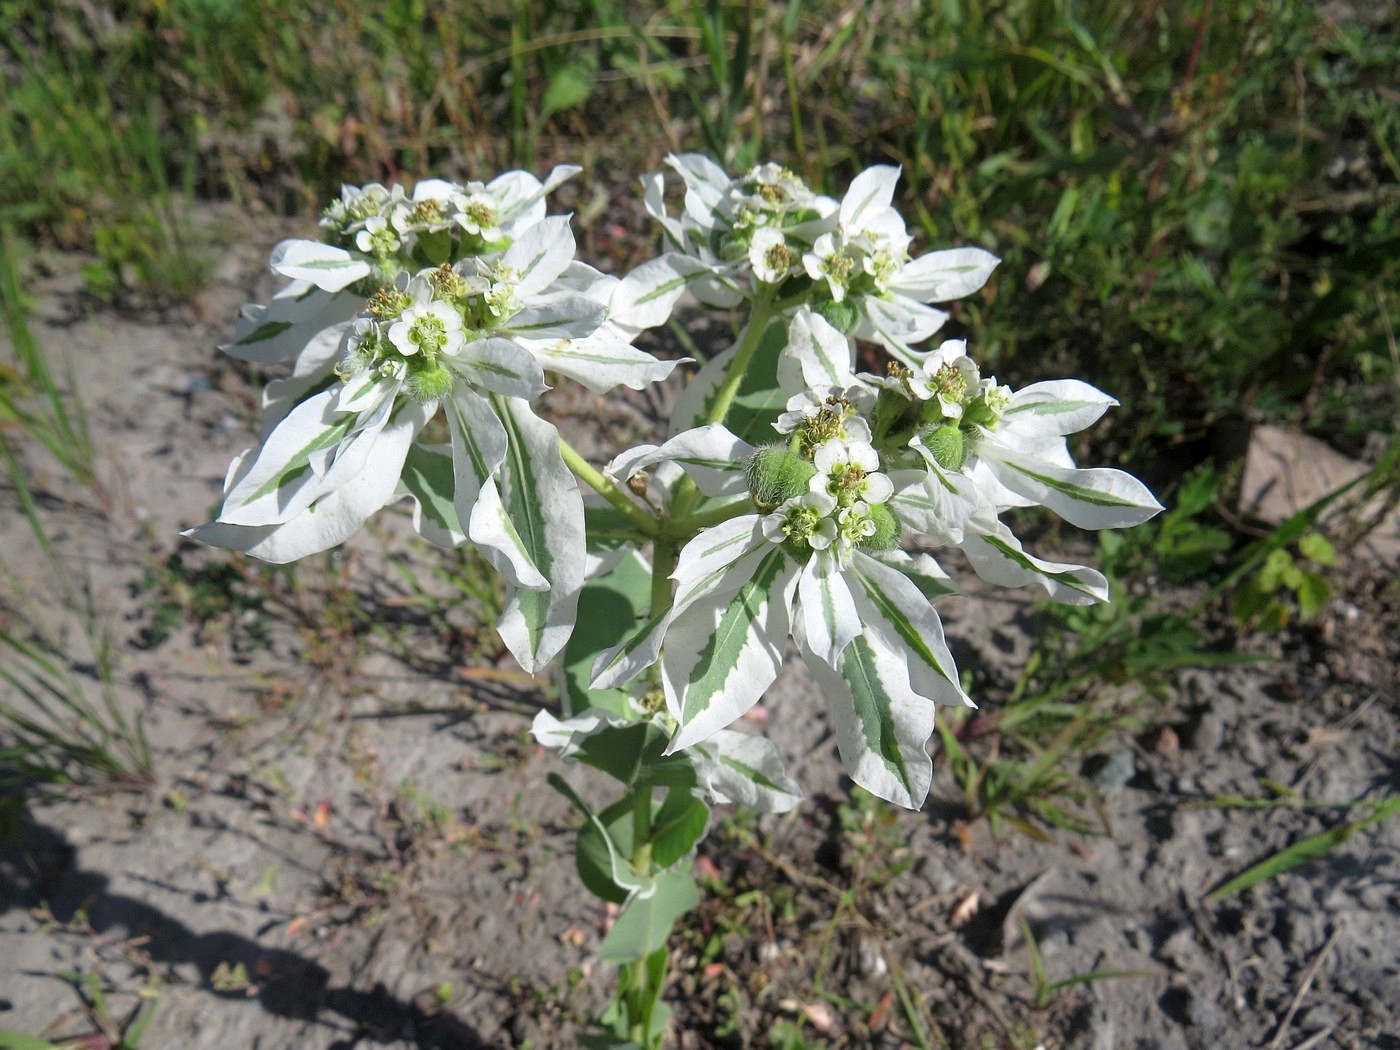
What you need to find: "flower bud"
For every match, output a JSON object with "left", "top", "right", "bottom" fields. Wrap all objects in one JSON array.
[
  {"left": 858, "top": 503, "right": 902, "bottom": 550},
  {"left": 813, "top": 297, "right": 859, "bottom": 334},
  {"left": 406, "top": 364, "right": 455, "bottom": 403},
  {"left": 747, "top": 445, "right": 817, "bottom": 510},
  {"left": 920, "top": 423, "right": 967, "bottom": 471}
]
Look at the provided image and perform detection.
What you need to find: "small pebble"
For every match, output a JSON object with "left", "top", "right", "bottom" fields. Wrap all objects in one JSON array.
[{"left": 1091, "top": 749, "right": 1136, "bottom": 792}]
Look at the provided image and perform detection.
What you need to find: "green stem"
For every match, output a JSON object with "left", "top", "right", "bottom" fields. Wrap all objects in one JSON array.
[
  {"left": 662, "top": 497, "right": 754, "bottom": 539},
  {"left": 671, "top": 298, "right": 779, "bottom": 524},
  {"left": 703, "top": 298, "right": 777, "bottom": 428},
  {"left": 558, "top": 435, "right": 660, "bottom": 537}
]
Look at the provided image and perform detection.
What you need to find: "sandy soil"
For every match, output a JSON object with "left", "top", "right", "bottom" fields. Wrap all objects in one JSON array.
[{"left": 1, "top": 212, "right": 1398, "bottom": 1049}]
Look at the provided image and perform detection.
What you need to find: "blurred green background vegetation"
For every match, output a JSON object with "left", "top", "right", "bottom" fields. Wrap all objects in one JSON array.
[{"left": 3, "top": 0, "right": 1396, "bottom": 467}]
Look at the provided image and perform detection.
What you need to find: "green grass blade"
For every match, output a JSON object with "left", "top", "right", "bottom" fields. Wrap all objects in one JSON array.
[{"left": 1206, "top": 796, "right": 1400, "bottom": 902}]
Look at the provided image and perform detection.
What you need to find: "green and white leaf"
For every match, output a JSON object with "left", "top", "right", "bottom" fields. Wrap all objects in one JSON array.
[
  {"left": 801, "top": 632, "right": 935, "bottom": 809},
  {"left": 611, "top": 253, "right": 719, "bottom": 331},
  {"left": 1001, "top": 379, "right": 1117, "bottom": 440},
  {"left": 663, "top": 545, "right": 799, "bottom": 753},
  {"left": 397, "top": 442, "right": 465, "bottom": 547},
  {"left": 608, "top": 424, "right": 756, "bottom": 499},
  {"left": 850, "top": 551, "right": 970, "bottom": 709},
  {"left": 528, "top": 323, "right": 684, "bottom": 393},
  {"left": 690, "top": 729, "right": 803, "bottom": 813},
  {"left": 492, "top": 396, "right": 586, "bottom": 672},
  {"left": 223, "top": 284, "right": 361, "bottom": 364},
  {"left": 269, "top": 238, "right": 373, "bottom": 293},
  {"left": 453, "top": 336, "right": 549, "bottom": 400},
  {"left": 777, "top": 308, "right": 856, "bottom": 395},
  {"left": 982, "top": 439, "right": 1165, "bottom": 530},
  {"left": 893, "top": 247, "right": 1000, "bottom": 303},
  {"left": 959, "top": 512, "right": 1109, "bottom": 605},
  {"left": 185, "top": 400, "right": 431, "bottom": 564},
  {"left": 219, "top": 372, "right": 395, "bottom": 527},
  {"left": 445, "top": 387, "right": 546, "bottom": 588},
  {"left": 796, "top": 552, "right": 862, "bottom": 668},
  {"left": 501, "top": 215, "right": 576, "bottom": 297}
]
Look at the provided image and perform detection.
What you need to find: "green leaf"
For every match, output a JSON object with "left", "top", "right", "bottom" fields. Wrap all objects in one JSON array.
[
  {"left": 560, "top": 549, "right": 652, "bottom": 717},
  {"left": 398, "top": 444, "right": 464, "bottom": 543},
  {"left": 571, "top": 722, "right": 697, "bottom": 792},
  {"left": 549, "top": 775, "right": 646, "bottom": 904},
  {"left": 650, "top": 788, "right": 709, "bottom": 868},
  {"left": 577, "top": 797, "right": 638, "bottom": 905},
  {"left": 1298, "top": 531, "right": 1338, "bottom": 566},
  {"left": 597, "top": 870, "right": 699, "bottom": 964},
  {"left": 0, "top": 1032, "right": 63, "bottom": 1050},
  {"left": 541, "top": 63, "right": 596, "bottom": 119}
]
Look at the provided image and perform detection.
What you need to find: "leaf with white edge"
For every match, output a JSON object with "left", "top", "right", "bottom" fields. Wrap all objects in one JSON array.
[
  {"left": 869, "top": 549, "right": 957, "bottom": 603},
  {"left": 504, "top": 293, "right": 605, "bottom": 340},
  {"left": 850, "top": 551, "right": 970, "bottom": 708},
  {"left": 1001, "top": 379, "right": 1117, "bottom": 440},
  {"left": 397, "top": 442, "right": 466, "bottom": 547},
  {"left": 492, "top": 396, "right": 586, "bottom": 672},
  {"left": 529, "top": 324, "right": 685, "bottom": 394},
  {"left": 598, "top": 870, "right": 699, "bottom": 964},
  {"left": 223, "top": 286, "right": 362, "bottom": 364},
  {"left": 668, "top": 515, "right": 764, "bottom": 600},
  {"left": 453, "top": 336, "right": 549, "bottom": 400},
  {"left": 258, "top": 324, "right": 350, "bottom": 436},
  {"left": 796, "top": 552, "right": 862, "bottom": 668},
  {"left": 801, "top": 633, "right": 934, "bottom": 809},
  {"left": 689, "top": 730, "right": 803, "bottom": 813},
  {"left": 982, "top": 441, "right": 1165, "bottom": 530},
  {"left": 892, "top": 247, "right": 1001, "bottom": 303},
  {"left": 269, "top": 239, "right": 372, "bottom": 293},
  {"left": 220, "top": 374, "right": 396, "bottom": 527},
  {"left": 185, "top": 400, "right": 431, "bottom": 563},
  {"left": 611, "top": 254, "right": 717, "bottom": 332},
  {"left": 444, "top": 388, "right": 546, "bottom": 589},
  {"left": 607, "top": 424, "right": 756, "bottom": 499},
  {"left": 857, "top": 295, "right": 949, "bottom": 366},
  {"left": 889, "top": 465, "right": 976, "bottom": 545},
  {"left": 664, "top": 545, "right": 799, "bottom": 753},
  {"left": 666, "top": 152, "right": 732, "bottom": 199},
  {"left": 777, "top": 308, "right": 856, "bottom": 395},
  {"left": 840, "top": 166, "right": 902, "bottom": 234},
  {"left": 641, "top": 171, "right": 686, "bottom": 250},
  {"left": 501, "top": 215, "right": 577, "bottom": 298},
  {"left": 959, "top": 515, "right": 1109, "bottom": 605},
  {"left": 492, "top": 164, "right": 581, "bottom": 232},
  {"left": 589, "top": 609, "right": 671, "bottom": 690}
]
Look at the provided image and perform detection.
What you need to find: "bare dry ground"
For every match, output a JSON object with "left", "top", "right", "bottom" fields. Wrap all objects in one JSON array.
[{"left": 2, "top": 213, "right": 1398, "bottom": 1049}]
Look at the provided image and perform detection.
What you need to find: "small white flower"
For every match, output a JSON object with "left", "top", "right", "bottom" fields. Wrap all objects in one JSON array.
[
  {"left": 355, "top": 215, "right": 401, "bottom": 256},
  {"left": 387, "top": 299, "right": 464, "bottom": 358},
  {"left": 748, "top": 227, "right": 795, "bottom": 284},
  {"left": 803, "top": 233, "right": 858, "bottom": 302}
]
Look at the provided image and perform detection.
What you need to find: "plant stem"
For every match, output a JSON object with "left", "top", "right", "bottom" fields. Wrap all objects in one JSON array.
[
  {"left": 703, "top": 298, "right": 776, "bottom": 429},
  {"left": 670, "top": 297, "right": 778, "bottom": 524},
  {"left": 557, "top": 435, "right": 660, "bottom": 537}
]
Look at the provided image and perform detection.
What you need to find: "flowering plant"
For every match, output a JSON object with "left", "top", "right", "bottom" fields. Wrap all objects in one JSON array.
[{"left": 189, "top": 155, "right": 1160, "bottom": 1047}]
